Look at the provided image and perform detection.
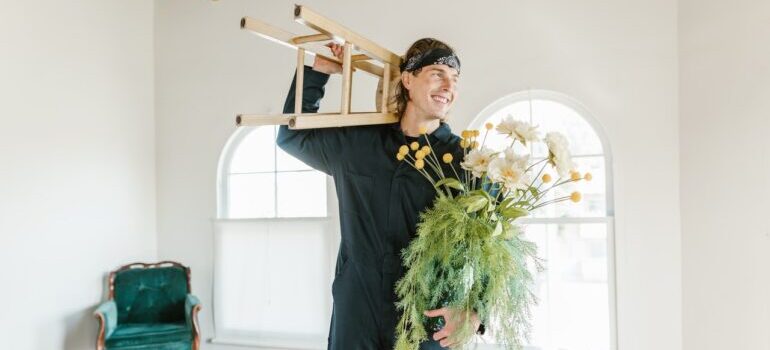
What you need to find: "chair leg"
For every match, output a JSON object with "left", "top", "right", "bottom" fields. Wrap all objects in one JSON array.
[
  {"left": 192, "top": 304, "right": 202, "bottom": 350},
  {"left": 94, "top": 313, "right": 106, "bottom": 350}
]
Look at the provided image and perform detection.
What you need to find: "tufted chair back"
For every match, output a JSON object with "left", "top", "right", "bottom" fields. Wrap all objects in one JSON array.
[{"left": 110, "top": 262, "right": 190, "bottom": 324}]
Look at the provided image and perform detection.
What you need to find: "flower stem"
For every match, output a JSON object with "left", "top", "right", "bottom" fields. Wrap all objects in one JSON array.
[
  {"left": 525, "top": 158, "right": 548, "bottom": 173},
  {"left": 520, "top": 162, "right": 548, "bottom": 203},
  {"left": 529, "top": 196, "right": 571, "bottom": 210},
  {"left": 422, "top": 134, "right": 445, "bottom": 179},
  {"left": 528, "top": 175, "right": 579, "bottom": 207},
  {"left": 405, "top": 154, "right": 437, "bottom": 187},
  {"left": 449, "top": 162, "right": 464, "bottom": 192}
]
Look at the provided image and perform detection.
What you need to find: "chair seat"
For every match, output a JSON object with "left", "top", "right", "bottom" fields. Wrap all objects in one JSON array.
[{"left": 106, "top": 322, "right": 191, "bottom": 349}]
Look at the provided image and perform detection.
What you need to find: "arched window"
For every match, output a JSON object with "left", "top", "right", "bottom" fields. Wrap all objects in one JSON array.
[
  {"left": 470, "top": 90, "right": 616, "bottom": 350},
  {"left": 212, "top": 125, "right": 336, "bottom": 348},
  {"left": 217, "top": 125, "right": 327, "bottom": 219}
]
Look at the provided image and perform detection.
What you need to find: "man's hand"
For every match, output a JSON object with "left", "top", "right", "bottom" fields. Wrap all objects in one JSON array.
[
  {"left": 424, "top": 307, "right": 481, "bottom": 348},
  {"left": 311, "top": 42, "right": 344, "bottom": 75}
]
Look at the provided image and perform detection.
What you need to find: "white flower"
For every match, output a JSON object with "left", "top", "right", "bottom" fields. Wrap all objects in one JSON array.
[
  {"left": 495, "top": 116, "right": 540, "bottom": 145},
  {"left": 545, "top": 132, "right": 575, "bottom": 177},
  {"left": 461, "top": 147, "right": 496, "bottom": 178},
  {"left": 488, "top": 148, "right": 530, "bottom": 190}
]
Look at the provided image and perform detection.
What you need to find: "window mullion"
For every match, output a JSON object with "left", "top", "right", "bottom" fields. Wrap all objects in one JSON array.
[{"left": 273, "top": 126, "right": 278, "bottom": 218}]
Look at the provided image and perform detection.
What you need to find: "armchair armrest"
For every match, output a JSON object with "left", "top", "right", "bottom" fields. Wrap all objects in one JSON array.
[
  {"left": 94, "top": 300, "right": 117, "bottom": 350},
  {"left": 185, "top": 294, "right": 200, "bottom": 327},
  {"left": 185, "top": 294, "right": 202, "bottom": 350}
]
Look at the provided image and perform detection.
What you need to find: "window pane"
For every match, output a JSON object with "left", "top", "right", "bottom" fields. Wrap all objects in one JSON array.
[
  {"left": 528, "top": 100, "right": 603, "bottom": 157},
  {"left": 532, "top": 156, "right": 607, "bottom": 218},
  {"left": 215, "top": 220, "right": 330, "bottom": 337},
  {"left": 486, "top": 101, "right": 535, "bottom": 125},
  {"left": 276, "top": 171, "right": 327, "bottom": 217},
  {"left": 229, "top": 126, "right": 275, "bottom": 174},
  {"left": 228, "top": 173, "right": 275, "bottom": 218},
  {"left": 519, "top": 223, "right": 611, "bottom": 350}
]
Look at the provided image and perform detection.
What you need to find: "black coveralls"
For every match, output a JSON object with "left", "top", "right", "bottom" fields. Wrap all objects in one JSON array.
[{"left": 277, "top": 66, "right": 466, "bottom": 350}]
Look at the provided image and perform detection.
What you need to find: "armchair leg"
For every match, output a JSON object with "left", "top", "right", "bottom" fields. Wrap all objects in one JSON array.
[
  {"left": 95, "top": 313, "right": 106, "bottom": 350},
  {"left": 191, "top": 304, "right": 202, "bottom": 350}
]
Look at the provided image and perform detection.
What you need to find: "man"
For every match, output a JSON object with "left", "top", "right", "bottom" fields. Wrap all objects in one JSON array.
[{"left": 277, "top": 38, "right": 483, "bottom": 349}]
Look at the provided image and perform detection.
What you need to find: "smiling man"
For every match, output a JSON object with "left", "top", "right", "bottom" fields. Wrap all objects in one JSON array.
[{"left": 277, "top": 38, "right": 483, "bottom": 349}]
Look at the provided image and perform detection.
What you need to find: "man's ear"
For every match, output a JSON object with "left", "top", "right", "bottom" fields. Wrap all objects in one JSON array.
[{"left": 401, "top": 71, "right": 412, "bottom": 90}]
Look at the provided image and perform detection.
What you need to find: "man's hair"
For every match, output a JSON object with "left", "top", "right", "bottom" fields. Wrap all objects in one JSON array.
[{"left": 393, "top": 38, "right": 457, "bottom": 117}]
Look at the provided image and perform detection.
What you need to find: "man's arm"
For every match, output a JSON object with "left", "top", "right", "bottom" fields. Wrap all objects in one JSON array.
[{"left": 276, "top": 45, "right": 346, "bottom": 175}]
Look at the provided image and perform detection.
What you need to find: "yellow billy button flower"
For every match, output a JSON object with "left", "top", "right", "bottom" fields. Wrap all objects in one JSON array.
[
  {"left": 485, "top": 122, "right": 494, "bottom": 130},
  {"left": 442, "top": 153, "right": 453, "bottom": 164},
  {"left": 461, "top": 130, "right": 471, "bottom": 138},
  {"left": 399, "top": 145, "right": 409, "bottom": 155},
  {"left": 421, "top": 145, "right": 431, "bottom": 155},
  {"left": 584, "top": 172, "right": 593, "bottom": 181},
  {"left": 570, "top": 171, "right": 582, "bottom": 181},
  {"left": 396, "top": 153, "right": 405, "bottom": 161},
  {"left": 542, "top": 173, "right": 552, "bottom": 183},
  {"left": 471, "top": 141, "right": 479, "bottom": 149},
  {"left": 410, "top": 142, "right": 419, "bottom": 151},
  {"left": 415, "top": 150, "right": 426, "bottom": 160},
  {"left": 414, "top": 159, "right": 425, "bottom": 170},
  {"left": 460, "top": 140, "right": 470, "bottom": 149},
  {"left": 418, "top": 125, "right": 428, "bottom": 134},
  {"left": 570, "top": 191, "right": 582, "bottom": 203},
  {"left": 473, "top": 130, "right": 480, "bottom": 137}
]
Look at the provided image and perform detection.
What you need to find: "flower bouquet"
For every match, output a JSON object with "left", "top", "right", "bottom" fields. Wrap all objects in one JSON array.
[{"left": 393, "top": 116, "right": 591, "bottom": 349}]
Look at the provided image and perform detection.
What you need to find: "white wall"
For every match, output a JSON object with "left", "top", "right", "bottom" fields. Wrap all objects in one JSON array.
[
  {"left": 0, "top": 1, "right": 156, "bottom": 349},
  {"left": 155, "top": 1, "right": 681, "bottom": 350},
  {"left": 680, "top": 1, "right": 770, "bottom": 350},
  {"left": 17, "top": 1, "right": 770, "bottom": 349}
]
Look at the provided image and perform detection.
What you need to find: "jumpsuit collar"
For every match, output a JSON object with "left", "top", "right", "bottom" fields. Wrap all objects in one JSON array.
[{"left": 389, "top": 121, "right": 454, "bottom": 144}]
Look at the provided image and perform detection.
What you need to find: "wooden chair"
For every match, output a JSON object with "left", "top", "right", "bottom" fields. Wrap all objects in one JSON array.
[{"left": 237, "top": 4, "right": 402, "bottom": 129}]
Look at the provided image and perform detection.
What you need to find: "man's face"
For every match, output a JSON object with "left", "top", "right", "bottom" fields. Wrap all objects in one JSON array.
[{"left": 403, "top": 64, "right": 460, "bottom": 120}]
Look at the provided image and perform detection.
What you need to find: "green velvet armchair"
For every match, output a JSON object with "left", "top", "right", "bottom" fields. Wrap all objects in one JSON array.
[{"left": 94, "top": 261, "right": 201, "bottom": 350}]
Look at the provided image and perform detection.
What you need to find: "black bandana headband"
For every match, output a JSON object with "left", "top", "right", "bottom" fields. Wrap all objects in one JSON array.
[{"left": 399, "top": 48, "right": 461, "bottom": 74}]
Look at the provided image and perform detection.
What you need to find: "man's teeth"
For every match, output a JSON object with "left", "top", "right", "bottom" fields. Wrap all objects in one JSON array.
[{"left": 432, "top": 96, "right": 449, "bottom": 103}]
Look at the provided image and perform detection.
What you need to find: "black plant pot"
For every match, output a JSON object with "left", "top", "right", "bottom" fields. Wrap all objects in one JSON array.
[
  {"left": 423, "top": 299, "right": 450, "bottom": 332},
  {"left": 424, "top": 313, "right": 446, "bottom": 332}
]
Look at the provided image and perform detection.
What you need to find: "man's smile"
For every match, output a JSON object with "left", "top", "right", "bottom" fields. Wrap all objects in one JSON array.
[{"left": 431, "top": 95, "right": 450, "bottom": 104}]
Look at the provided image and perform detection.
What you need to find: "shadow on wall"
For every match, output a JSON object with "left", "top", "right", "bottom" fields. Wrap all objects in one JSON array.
[
  {"left": 63, "top": 273, "right": 107, "bottom": 350},
  {"left": 62, "top": 306, "right": 97, "bottom": 350}
]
